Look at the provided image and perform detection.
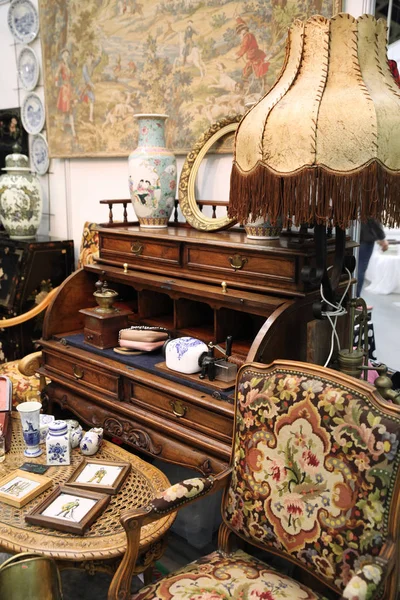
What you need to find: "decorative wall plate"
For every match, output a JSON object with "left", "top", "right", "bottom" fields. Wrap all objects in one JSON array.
[
  {"left": 31, "top": 133, "right": 49, "bottom": 175},
  {"left": 21, "top": 92, "right": 45, "bottom": 135},
  {"left": 7, "top": 0, "right": 39, "bottom": 44},
  {"left": 17, "top": 46, "right": 39, "bottom": 91}
]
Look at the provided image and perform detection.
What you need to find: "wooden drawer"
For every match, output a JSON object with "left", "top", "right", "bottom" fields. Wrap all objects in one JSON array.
[
  {"left": 184, "top": 244, "right": 296, "bottom": 286},
  {"left": 47, "top": 384, "right": 230, "bottom": 474},
  {"left": 129, "top": 381, "right": 233, "bottom": 444},
  {"left": 99, "top": 232, "right": 181, "bottom": 267},
  {"left": 44, "top": 352, "right": 121, "bottom": 399}
]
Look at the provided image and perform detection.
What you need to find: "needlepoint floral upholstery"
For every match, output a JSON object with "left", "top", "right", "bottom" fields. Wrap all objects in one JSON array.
[
  {"left": 77, "top": 221, "right": 99, "bottom": 268},
  {"left": 133, "top": 550, "right": 326, "bottom": 600},
  {"left": 224, "top": 364, "right": 400, "bottom": 598},
  {"left": 0, "top": 359, "right": 41, "bottom": 408}
]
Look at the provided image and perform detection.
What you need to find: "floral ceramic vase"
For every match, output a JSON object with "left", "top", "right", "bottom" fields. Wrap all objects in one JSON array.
[
  {"left": 46, "top": 420, "right": 71, "bottom": 465},
  {"left": 0, "top": 146, "right": 43, "bottom": 239},
  {"left": 128, "top": 114, "right": 176, "bottom": 228},
  {"left": 80, "top": 427, "right": 103, "bottom": 455},
  {"left": 244, "top": 215, "right": 283, "bottom": 240}
]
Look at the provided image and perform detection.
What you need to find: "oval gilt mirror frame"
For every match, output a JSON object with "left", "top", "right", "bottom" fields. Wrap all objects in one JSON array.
[{"left": 178, "top": 114, "right": 242, "bottom": 232}]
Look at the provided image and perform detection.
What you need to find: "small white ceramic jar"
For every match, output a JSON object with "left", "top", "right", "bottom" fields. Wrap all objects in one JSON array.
[
  {"left": 164, "top": 337, "right": 208, "bottom": 374},
  {"left": 39, "top": 414, "right": 55, "bottom": 445},
  {"left": 46, "top": 420, "right": 71, "bottom": 465},
  {"left": 65, "top": 419, "right": 83, "bottom": 449},
  {"left": 80, "top": 427, "right": 103, "bottom": 456}
]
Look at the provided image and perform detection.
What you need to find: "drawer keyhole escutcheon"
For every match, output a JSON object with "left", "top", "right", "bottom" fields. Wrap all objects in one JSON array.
[
  {"left": 229, "top": 254, "right": 248, "bottom": 271},
  {"left": 131, "top": 242, "right": 144, "bottom": 256},
  {"left": 73, "top": 365, "right": 84, "bottom": 379},
  {"left": 170, "top": 400, "right": 187, "bottom": 418}
]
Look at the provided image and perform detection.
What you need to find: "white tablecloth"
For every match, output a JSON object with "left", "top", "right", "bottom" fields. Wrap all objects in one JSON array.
[{"left": 365, "top": 245, "right": 400, "bottom": 294}]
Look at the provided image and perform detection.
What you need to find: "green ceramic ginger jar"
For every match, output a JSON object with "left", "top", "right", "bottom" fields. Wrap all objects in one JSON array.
[{"left": 0, "top": 148, "right": 43, "bottom": 239}]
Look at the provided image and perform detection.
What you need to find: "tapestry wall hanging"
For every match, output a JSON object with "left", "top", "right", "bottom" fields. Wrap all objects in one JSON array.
[{"left": 38, "top": 0, "right": 341, "bottom": 158}]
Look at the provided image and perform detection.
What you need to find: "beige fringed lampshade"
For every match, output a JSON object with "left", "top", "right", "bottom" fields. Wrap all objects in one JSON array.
[{"left": 229, "top": 13, "right": 400, "bottom": 229}]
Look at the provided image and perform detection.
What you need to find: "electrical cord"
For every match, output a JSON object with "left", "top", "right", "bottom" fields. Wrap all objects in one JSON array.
[{"left": 321, "top": 267, "right": 352, "bottom": 368}]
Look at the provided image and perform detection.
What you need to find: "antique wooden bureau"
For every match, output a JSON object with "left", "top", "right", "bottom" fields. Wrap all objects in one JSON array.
[{"left": 39, "top": 225, "right": 354, "bottom": 475}]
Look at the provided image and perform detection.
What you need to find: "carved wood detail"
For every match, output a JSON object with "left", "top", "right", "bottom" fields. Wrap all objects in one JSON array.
[{"left": 103, "top": 417, "right": 163, "bottom": 455}]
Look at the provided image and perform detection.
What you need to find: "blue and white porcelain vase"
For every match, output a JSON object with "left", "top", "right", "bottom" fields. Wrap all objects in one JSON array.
[
  {"left": 0, "top": 146, "right": 43, "bottom": 239},
  {"left": 128, "top": 114, "right": 176, "bottom": 228},
  {"left": 16, "top": 401, "right": 42, "bottom": 457},
  {"left": 164, "top": 336, "right": 208, "bottom": 374},
  {"left": 46, "top": 420, "right": 71, "bottom": 465},
  {"left": 80, "top": 427, "right": 103, "bottom": 456},
  {"left": 65, "top": 419, "right": 83, "bottom": 449},
  {"left": 39, "top": 413, "right": 55, "bottom": 445}
]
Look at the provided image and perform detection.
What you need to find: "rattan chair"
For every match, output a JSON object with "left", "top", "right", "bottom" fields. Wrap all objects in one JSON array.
[{"left": 108, "top": 359, "right": 400, "bottom": 600}]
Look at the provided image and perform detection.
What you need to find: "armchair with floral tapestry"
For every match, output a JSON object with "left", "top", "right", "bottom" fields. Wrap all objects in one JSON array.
[{"left": 107, "top": 360, "right": 400, "bottom": 600}]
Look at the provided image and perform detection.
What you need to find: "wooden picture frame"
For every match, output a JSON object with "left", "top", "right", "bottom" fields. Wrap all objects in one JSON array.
[
  {"left": 0, "top": 469, "right": 52, "bottom": 508},
  {"left": 65, "top": 459, "right": 131, "bottom": 495},
  {"left": 25, "top": 485, "right": 110, "bottom": 534}
]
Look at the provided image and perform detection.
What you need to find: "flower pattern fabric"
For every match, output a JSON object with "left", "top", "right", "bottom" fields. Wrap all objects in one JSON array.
[
  {"left": 77, "top": 221, "right": 99, "bottom": 268},
  {"left": 132, "top": 549, "right": 324, "bottom": 600},
  {"left": 224, "top": 368, "right": 400, "bottom": 594},
  {"left": 0, "top": 360, "right": 41, "bottom": 408}
]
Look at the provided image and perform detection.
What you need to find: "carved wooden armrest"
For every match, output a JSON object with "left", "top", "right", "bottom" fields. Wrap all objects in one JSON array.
[
  {"left": 107, "top": 468, "right": 232, "bottom": 600},
  {"left": 0, "top": 287, "right": 58, "bottom": 329},
  {"left": 18, "top": 351, "right": 43, "bottom": 377}
]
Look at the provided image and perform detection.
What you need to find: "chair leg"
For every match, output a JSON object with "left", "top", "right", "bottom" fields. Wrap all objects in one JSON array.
[{"left": 218, "top": 522, "right": 236, "bottom": 554}]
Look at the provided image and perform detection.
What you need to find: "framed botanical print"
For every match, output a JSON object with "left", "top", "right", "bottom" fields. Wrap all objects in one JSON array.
[
  {"left": 25, "top": 485, "right": 110, "bottom": 534},
  {"left": 65, "top": 459, "right": 131, "bottom": 495},
  {"left": 38, "top": 0, "right": 342, "bottom": 158}
]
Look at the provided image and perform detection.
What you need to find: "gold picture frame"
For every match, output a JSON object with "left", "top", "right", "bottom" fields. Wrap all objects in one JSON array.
[
  {"left": 178, "top": 114, "right": 241, "bottom": 232},
  {"left": 65, "top": 459, "right": 131, "bottom": 495},
  {"left": 0, "top": 469, "right": 52, "bottom": 508}
]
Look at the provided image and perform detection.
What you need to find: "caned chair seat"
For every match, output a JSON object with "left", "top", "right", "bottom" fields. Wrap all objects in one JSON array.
[{"left": 132, "top": 549, "right": 324, "bottom": 600}]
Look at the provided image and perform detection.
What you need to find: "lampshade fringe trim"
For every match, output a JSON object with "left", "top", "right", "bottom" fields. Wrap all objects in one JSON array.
[{"left": 228, "top": 161, "right": 400, "bottom": 229}]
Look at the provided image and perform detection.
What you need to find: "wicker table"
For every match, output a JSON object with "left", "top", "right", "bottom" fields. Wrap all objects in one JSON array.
[{"left": 0, "top": 414, "right": 174, "bottom": 577}]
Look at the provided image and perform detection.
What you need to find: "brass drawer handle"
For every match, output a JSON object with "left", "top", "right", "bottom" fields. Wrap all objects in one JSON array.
[
  {"left": 169, "top": 400, "right": 187, "bottom": 418},
  {"left": 131, "top": 242, "right": 144, "bottom": 256},
  {"left": 73, "top": 365, "right": 84, "bottom": 380},
  {"left": 229, "top": 254, "right": 248, "bottom": 271}
]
